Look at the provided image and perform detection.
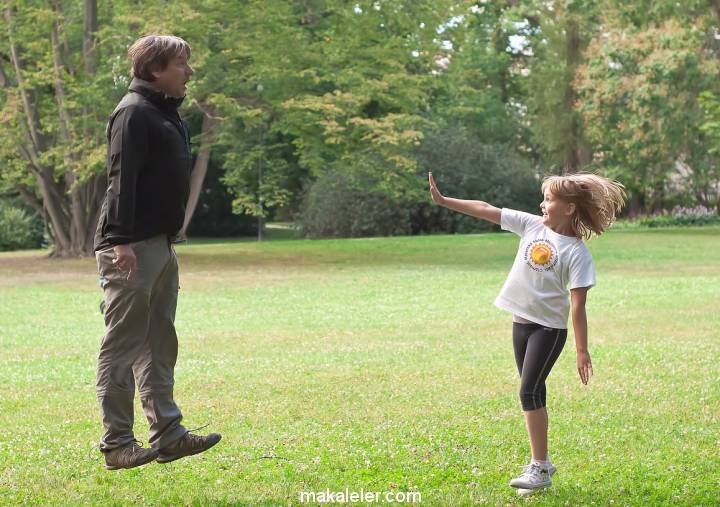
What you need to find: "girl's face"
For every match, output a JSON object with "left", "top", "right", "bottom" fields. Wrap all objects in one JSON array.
[{"left": 540, "top": 190, "right": 575, "bottom": 230}]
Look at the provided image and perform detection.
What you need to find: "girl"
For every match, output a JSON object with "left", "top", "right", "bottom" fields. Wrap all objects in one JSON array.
[{"left": 428, "top": 171, "right": 625, "bottom": 493}]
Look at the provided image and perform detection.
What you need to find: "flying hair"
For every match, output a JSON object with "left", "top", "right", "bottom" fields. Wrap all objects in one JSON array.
[{"left": 541, "top": 173, "right": 626, "bottom": 240}]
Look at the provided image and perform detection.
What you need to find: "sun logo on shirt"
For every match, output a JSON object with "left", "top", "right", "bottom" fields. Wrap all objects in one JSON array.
[
  {"left": 525, "top": 239, "right": 558, "bottom": 272},
  {"left": 531, "top": 244, "right": 553, "bottom": 265}
]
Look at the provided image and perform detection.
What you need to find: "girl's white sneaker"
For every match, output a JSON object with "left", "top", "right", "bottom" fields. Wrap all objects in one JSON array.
[
  {"left": 509, "top": 462, "right": 552, "bottom": 490},
  {"left": 546, "top": 462, "right": 557, "bottom": 476}
]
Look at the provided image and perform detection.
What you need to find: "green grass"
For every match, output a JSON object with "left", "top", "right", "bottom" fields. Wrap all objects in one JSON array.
[{"left": 0, "top": 228, "right": 718, "bottom": 506}]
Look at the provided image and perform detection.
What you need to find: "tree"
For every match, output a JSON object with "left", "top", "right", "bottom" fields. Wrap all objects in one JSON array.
[
  {"left": 521, "top": 0, "right": 599, "bottom": 173},
  {"left": 185, "top": 0, "right": 466, "bottom": 232},
  {"left": 0, "top": 0, "right": 228, "bottom": 254},
  {"left": 575, "top": 4, "right": 720, "bottom": 213},
  {"left": 432, "top": 1, "right": 525, "bottom": 146},
  {"left": 0, "top": 0, "right": 108, "bottom": 256}
]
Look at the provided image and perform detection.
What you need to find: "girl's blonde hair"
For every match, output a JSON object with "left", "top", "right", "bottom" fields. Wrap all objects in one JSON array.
[{"left": 541, "top": 173, "right": 626, "bottom": 240}]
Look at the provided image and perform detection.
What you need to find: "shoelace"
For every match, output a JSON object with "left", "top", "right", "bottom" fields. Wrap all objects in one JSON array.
[
  {"left": 521, "top": 463, "right": 548, "bottom": 482},
  {"left": 128, "top": 439, "right": 148, "bottom": 451},
  {"left": 177, "top": 423, "right": 212, "bottom": 448},
  {"left": 173, "top": 429, "right": 210, "bottom": 452},
  {"left": 186, "top": 423, "right": 210, "bottom": 433}
]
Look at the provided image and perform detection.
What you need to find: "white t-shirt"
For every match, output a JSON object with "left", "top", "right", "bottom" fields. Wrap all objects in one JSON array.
[{"left": 494, "top": 208, "right": 595, "bottom": 329}]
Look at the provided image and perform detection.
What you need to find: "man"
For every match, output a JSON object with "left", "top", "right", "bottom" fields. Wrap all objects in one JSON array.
[{"left": 93, "top": 35, "right": 221, "bottom": 470}]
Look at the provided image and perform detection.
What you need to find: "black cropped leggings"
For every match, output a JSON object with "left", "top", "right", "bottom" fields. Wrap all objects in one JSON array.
[{"left": 512, "top": 322, "right": 567, "bottom": 411}]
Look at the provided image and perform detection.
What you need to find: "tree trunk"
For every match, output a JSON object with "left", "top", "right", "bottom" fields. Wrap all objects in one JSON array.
[
  {"left": 710, "top": 0, "right": 720, "bottom": 26},
  {"left": 5, "top": 3, "right": 102, "bottom": 257},
  {"left": 0, "top": 61, "right": 9, "bottom": 87},
  {"left": 5, "top": 6, "right": 72, "bottom": 253},
  {"left": 83, "top": 172, "right": 106, "bottom": 253},
  {"left": 492, "top": 24, "right": 509, "bottom": 104},
  {"left": 5, "top": 8, "right": 44, "bottom": 163},
  {"left": 83, "top": 0, "right": 97, "bottom": 74},
  {"left": 180, "top": 111, "right": 218, "bottom": 237},
  {"left": 564, "top": 14, "right": 586, "bottom": 172},
  {"left": 628, "top": 192, "right": 642, "bottom": 217},
  {"left": 79, "top": 0, "right": 101, "bottom": 256},
  {"left": 51, "top": 3, "right": 86, "bottom": 256}
]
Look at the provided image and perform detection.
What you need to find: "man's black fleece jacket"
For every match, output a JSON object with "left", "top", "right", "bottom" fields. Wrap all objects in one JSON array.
[{"left": 94, "top": 78, "right": 191, "bottom": 252}]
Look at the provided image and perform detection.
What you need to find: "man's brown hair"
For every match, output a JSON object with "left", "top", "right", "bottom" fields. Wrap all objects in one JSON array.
[{"left": 128, "top": 35, "right": 191, "bottom": 81}]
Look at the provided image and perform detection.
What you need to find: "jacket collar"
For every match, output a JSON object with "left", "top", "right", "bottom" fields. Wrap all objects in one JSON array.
[{"left": 128, "top": 77, "right": 185, "bottom": 111}]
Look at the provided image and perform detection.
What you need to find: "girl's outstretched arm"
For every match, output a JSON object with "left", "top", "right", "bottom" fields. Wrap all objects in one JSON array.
[
  {"left": 428, "top": 172, "right": 501, "bottom": 225},
  {"left": 571, "top": 287, "right": 593, "bottom": 385}
]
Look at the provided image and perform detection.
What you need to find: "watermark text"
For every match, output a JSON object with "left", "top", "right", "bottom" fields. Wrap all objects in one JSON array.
[{"left": 299, "top": 488, "right": 421, "bottom": 504}]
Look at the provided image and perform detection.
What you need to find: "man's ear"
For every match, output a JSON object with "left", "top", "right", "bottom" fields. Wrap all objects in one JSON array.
[{"left": 149, "top": 63, "right": 162, "bottom": 81}]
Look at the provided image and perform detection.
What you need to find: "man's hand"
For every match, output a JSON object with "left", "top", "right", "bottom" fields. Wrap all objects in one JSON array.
[
  {"left": 428, "top": 172, "right": 446, "bottom": 206},
  {"left": 577, "top": 350, "right": 593, "bottom": 385},
  {"left": 112, "top": 244, "right": 136, "bottom": 280}
]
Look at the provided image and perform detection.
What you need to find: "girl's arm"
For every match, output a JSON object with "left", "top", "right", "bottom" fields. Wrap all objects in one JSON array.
[
  {"left": 428, "top": 172, "right": 501, "bottom": 225},
  {"left": 571, "top": 287, "right": 593, "bottom": 385}
]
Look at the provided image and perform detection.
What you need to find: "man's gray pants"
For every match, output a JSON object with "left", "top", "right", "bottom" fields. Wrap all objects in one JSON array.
[{"left": 95, "top": 234, "right": 187, "bottom": 452}]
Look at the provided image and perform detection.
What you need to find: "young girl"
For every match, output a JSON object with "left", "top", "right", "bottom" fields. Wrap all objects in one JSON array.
[{"left": 428, "top": 171, "right": 625, "bottom": 493}]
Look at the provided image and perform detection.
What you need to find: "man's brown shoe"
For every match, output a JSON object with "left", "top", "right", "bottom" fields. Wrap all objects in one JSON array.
[
  {"left": 156, "top": 431, "right": 222, "bottom": 464},
  {"left": 104, "top": 440, "right": 159, "bottom": 470}
]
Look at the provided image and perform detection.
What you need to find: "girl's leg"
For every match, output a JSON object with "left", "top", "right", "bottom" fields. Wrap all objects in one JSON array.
[
  {"left": 523, "top": 406, "right": 548, "bottom": 461},
  {"left": 513, "top": 325, "right": 567, "bottom": 462},
  {"left": 513, "top": 324, "right": 545, "bottom": 459}
]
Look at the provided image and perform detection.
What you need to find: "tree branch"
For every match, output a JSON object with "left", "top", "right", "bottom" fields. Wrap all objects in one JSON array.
[
  {"left": 181, "top": 111, "right": 218, "bottom": 236},
  {"left": 4, "top": 7, "right": 44, "bottom": 157},
  {"left": 16, "top": 185, "right": 44, "bottom": 215}
]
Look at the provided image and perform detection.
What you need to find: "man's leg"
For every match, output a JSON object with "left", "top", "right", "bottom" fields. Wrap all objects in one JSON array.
[
  {"left": 133, "top": 239, "right": 187, "bottom": 449},
  {"left": 134, "top": 239, "right": 222, "bottom": 463},
  {"left": 96, "top": 248, "right": 152, "bottom": 452}
]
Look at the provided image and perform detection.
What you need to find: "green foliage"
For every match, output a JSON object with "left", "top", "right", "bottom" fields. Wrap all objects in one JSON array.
[
  {"left": 298, "top": 170, "right": 413, "bottom": 238},
  {"left": 636, "top": 214, "right": 720, "bottom": 228},
  {"left": 4, "top": 0, "right": 720, "bottom": 244},
  {"left": 576, "top": 10, "right": 720, "bottom": 212},
  {"left": 185, "top": 158, "right": 258, "bottom": 237},
  {"left": 699, "top": 90, "right": 720, "bottom": 156},
  {"left": 0, "top": 1, "right": 122, "bottom": 188},
  {"left": 615, "top": 207, "right": 720, "bottom": 228},
  {"left": 524, "top": 2, "right": 599, "bottom": 171},
  {"left": 0, "top": 200, "right": 44, "bottom": 251},
  {"left": 432, "top": 2, "right": 523, "bottom": 145},
  {"left": 298, "top": 125, "right": 542, "bottom": 239},
  {"left": 415, "top": 126, "right": 539, "bottom": 234}
]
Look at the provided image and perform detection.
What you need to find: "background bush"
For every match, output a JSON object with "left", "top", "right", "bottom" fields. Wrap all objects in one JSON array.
[
  {"left": 412, "top": 127, "right": 541, "bottom": 234},
  {"left": 298, "top": 127, "right": 542, "bottom": 238},
  {"left": 298, "top": 171, "right": 412, "bottom": 238},
  {"left": 186, "top": 160, "right": 257, "bottom": 237},
  {"left": 615, "top": 206, "right": 720, "bottom": 229},
  {"left": 0, "top": 198, "right": 45, "bottom": 251},
  {"left": 638, "top": 215, "right": 720, "bottom": 228}
]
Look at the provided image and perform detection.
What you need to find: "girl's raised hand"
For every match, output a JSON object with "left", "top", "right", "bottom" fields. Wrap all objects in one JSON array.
[
  {"left": 428, "top": 172, "right": 446, "bottom": 206},
  {"left": 577, "top": 350, "right": 593, "bottom": 385}
]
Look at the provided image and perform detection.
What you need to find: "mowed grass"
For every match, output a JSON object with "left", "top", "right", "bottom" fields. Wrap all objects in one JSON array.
[{"left": 0, "top": 228, "right": 718, "bottom": 506}]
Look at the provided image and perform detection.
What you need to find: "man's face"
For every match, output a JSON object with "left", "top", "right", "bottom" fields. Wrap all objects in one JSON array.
[{"left": 152, "top": 53, "right": 193, "bottom": 98}]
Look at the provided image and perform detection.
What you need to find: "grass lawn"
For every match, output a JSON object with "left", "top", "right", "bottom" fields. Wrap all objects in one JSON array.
[{"left": 0, "top": 227, "right": 718, "bottom": 506}]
